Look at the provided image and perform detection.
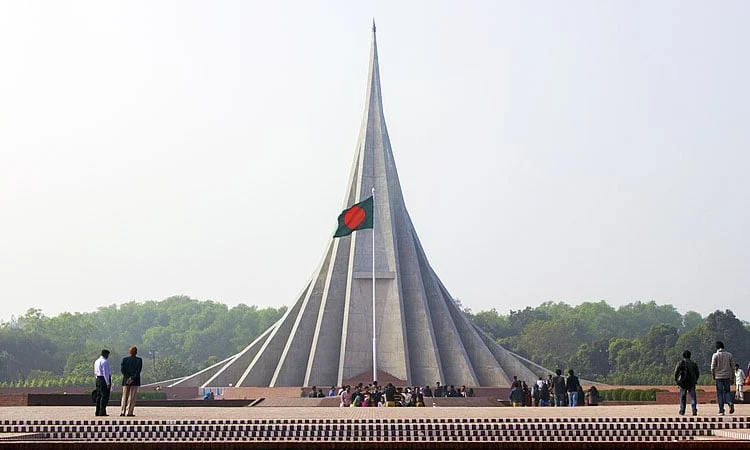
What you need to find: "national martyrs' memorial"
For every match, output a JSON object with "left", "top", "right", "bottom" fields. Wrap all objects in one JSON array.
[{"left": 169, "top": 24, "right": 551, "bottom": 389}]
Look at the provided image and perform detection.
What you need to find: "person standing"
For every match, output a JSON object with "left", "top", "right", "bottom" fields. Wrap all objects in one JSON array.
[
  {"left": 734, "top": 364, "right": 745, "bottom": 402},
  {"left": 93, "top": 349, "right": 111, "bottom": 417},
  {"left": 552, "top": 369, "right": 567, "bottom": 407},
  {"left": 384, "top": 383, "right": 397, "bottom": 407},
  {"left": 711, "top": 341, "right": 736, "bottom": 415},
  {"left": 674, "top": 350, "right": 700, "bottom": 416},
  {"left": 120, "top": 346, "right": 143, "bottom": 417},
  {"left": 509, "top": 381, "right": 524, "bottom": 407},
  {"left": 565, "top": 369, "right": 581, "bottom": 407},
  {"left": 339, "top": 385, "right": 351, "bottom": 407}
]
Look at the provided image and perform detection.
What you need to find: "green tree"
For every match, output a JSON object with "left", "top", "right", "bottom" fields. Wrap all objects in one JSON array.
[
  {"left": 704, "top": 310, "right": 750, "bottom": 365},
  {"left": 572, "top": 340, "right": 610, "bottom": 379},
  {"left": 146, "top": 356, "right": 192, "bottom": 385},
  {"left": 469, "top": 309, "right": 511, "bottom": 339},
  {"left": 682, "top": 311, "right": 703, "bottom": 332},
  {"left": 517, "top": 319, "right": 581, "bottom": 370},
  {"left": 615, "top": 301, "right": 682, "bottom": 339},
  {"left": 641, "top": 324, "right": 679, "bottom": 367}
]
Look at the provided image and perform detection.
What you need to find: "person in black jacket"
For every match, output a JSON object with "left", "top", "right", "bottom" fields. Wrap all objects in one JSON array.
[
  {"left": 675, "top": 349, "right": 700, "bottom": 416},
  {"left": 120, "top": 346, "right": 143, "bottom": 417},
  {"left": 552, "top": 369, "right": 566, "bottom": 407},
  {"left": 565, "top": 369, "right": 581, "bottom": 407}
]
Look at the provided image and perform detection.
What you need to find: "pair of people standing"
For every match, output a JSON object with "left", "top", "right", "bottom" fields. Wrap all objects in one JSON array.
[
  {"left": 549, "top": 369, "right": 580, "bottom": 406},
  {"left": 675, "top": 341, "right": 737, "bottom": 416},
  {"left": 93, "top": 346, "right": 143, "bottom": 417}
]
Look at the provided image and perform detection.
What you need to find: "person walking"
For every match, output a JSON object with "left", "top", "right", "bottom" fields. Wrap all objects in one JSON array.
[
  {"left": 552, "top": 369, "right": 567, "bottom": 407},
  {"left": 734, "top": 364, "right": 745, "bottom": 402},
  {"left": 120, "top": 346, "right": 143, "bottom": 417},
  {"left": 711, "top": 341, "right": 736, "bottom": 415},
  {"left": 93, "top": 349, "right": 111, "bottom": 417},
  {"left": 674, "top": 350, "right": 700, "bottom": 416},
  {"left": 565, "top": 369, "right": 581, "bottom": 407}
]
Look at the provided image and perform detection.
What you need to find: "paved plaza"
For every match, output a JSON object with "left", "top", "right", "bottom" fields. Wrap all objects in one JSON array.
[
  {"left": 1, "top": 403, "right": 749, "bottom": 421},
  {"left": 2, "top": 404, "right": 750, "bottom": 449}
]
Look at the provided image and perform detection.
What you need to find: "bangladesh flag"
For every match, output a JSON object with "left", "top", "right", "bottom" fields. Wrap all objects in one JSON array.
[{"left": 334, "top": 196, "right": 374, "bottom": 237}]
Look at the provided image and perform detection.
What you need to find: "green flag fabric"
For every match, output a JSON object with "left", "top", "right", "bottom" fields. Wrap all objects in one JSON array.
[{"left": 334, "top": 196, "right": 374, "bottom": 237}]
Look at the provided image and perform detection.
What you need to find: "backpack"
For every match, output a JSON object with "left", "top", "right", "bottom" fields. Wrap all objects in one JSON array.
[{"left": 676, "top": 360, "right": 691, "bottom": 388}]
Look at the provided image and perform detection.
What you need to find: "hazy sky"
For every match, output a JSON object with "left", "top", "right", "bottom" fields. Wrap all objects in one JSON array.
[{"left": 1, "top": 1, "right": 748, "bottom": 323}]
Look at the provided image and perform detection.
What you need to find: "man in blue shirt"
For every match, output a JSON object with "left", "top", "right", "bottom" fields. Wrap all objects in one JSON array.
[{"left": 93, "top": 349, "right": 111, "bottom": 417}]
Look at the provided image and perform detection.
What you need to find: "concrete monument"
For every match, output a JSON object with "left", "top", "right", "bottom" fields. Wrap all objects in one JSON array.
[{"left": 171, "top": 24, "right": 550, "bottom": 388}]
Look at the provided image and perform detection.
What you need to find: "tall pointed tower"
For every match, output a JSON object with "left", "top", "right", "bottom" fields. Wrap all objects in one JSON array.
[{"left": 171, "top": 25, "right": 550, "bottom": 388}]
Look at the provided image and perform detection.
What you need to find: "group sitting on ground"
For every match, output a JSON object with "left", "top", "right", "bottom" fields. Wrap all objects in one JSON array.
[
  {"left": 303, "top": 373, "right": 604, "bottom": 408},
  {"left": 302, "top": 381, "right": 475, "bottom": 407}
]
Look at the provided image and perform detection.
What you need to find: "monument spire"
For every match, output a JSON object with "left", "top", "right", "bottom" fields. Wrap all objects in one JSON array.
[{"left": 169, "top": 26, "right": 552, "bottom": 389}]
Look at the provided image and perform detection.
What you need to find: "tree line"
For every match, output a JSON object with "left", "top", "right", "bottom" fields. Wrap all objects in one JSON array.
[
  {"left": 0, "top": 296, "right": 286, "bottom": 387},
  {"left": 468, "top": 301, "right": 749, "bottom": 385},
  {"left": 1, "top": 297, "right": 747, "bottom": 387}
]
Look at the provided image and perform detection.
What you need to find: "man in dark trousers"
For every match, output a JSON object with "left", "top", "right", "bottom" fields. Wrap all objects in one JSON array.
[
  {"left": 675, "top": 349, "right": 700, "bottom": 416},
  {"left": 552, "top": 369, "right": 567, "bottom": 407},
  {"left": 93, "top": 349, "right": 111, "bottom": 416},
  {"left": 120, "top": 346, "right": 143, "bottom": 417}
]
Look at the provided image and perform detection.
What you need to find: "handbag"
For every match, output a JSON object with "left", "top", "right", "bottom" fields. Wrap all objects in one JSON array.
[
  {"left": 91, "top": 389, "right": 99, "bottom": 404},
  {"left": 745, "top": 374, "right": 750, "bottom": 386}
]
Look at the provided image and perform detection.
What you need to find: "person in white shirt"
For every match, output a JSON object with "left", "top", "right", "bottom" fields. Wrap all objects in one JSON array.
[
  {"left": 711, "top": 341, "right": 736, "bottom": 415},
  {"left": 735, "top": 364, "right": 746, "bottom": 402},
  {"left": 93, "top": 349, "right": 112, "bottom": 417}
]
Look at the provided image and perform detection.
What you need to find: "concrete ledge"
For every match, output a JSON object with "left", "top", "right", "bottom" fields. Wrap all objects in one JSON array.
[{"left": 8, "top": 394, "right": 256, "bottom": 407}]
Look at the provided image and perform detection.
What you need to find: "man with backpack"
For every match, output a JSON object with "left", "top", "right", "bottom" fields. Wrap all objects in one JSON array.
[{"left": 674, "top": 349, "right": 700, "bottom": 416}]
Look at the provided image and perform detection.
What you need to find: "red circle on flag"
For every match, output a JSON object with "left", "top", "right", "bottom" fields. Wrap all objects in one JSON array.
[{"left": 344, "top": 206, "right": 366, "bottom": 230}]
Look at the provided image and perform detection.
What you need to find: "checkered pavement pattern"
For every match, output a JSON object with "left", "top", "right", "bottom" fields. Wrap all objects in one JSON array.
[{"left": 2, "top": 416, "right": 748, "bottom": 443}]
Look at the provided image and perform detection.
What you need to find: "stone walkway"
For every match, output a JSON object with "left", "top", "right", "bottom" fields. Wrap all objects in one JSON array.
[
  {"left": 2, "top": 404, "right": 750, "bottom": 449},
  {"left": 1, "top": 403, "right": 748, "bottom": 421}
]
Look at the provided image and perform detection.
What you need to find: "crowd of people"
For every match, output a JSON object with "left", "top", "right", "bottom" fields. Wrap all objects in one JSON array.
[
  {"left": 301, "top": 381, "right": 475, "bottom": 407},
  {"left": 302, "top": 375, "right": 602, "bottom": 408},
  {"left": 508, "top": 369, "right": 599, "bottom": 407},
  {"left": 93, "top": 341, "right": 746, "bottom": 416}
]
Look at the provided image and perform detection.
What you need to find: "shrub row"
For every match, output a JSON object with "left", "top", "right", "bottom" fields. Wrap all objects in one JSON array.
[
  {"left": 598, "top": 388, "right": 668, "bottom": 402},
  {"left": 109, "top": 391, "right": 167, "bottom": 401}
]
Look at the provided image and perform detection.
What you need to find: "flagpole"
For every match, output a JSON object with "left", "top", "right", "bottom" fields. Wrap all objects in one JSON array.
[{"left": 372, "top": 186, "right": 377, "bottom": 384}]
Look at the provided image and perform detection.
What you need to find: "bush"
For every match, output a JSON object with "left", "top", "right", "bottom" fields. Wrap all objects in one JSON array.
[{"left": 598, "top": 388, "right": 664, "bottom": 402}]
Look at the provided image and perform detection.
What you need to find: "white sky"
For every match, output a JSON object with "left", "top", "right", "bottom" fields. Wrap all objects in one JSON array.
[{"left": 1, "top": 1, "right": 748, "bottom": 323}]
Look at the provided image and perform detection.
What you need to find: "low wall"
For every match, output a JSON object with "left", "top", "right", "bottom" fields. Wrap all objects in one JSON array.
[
  {"left": 222, "top": 387, "right": 307, "bottom": 400},
  {"left": 655, "top": 389, "right": 748, "bottom": 405},
  {"left": 0, "top": 387, "right": 90, "bottom": 395},
  {"left": 0, "top": 394, "right": 28, "bottom": 406},
  {"left": 0, "top": 386, "right": 199, "bottom": 403}
]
